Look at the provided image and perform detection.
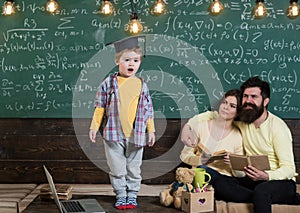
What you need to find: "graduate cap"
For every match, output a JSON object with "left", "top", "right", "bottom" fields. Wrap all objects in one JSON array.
[{"left": 107, "top": 35, "right": 146, "bottom": 55}]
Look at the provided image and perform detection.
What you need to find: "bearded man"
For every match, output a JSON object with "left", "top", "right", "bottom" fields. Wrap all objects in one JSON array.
[{"left": 181, "top": 76, "right": 300, "bottom": 213}]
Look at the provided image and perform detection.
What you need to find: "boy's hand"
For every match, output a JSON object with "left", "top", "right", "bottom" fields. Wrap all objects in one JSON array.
[
  {"left": 89, "top": 129, "right": 98, "bottom": 143},
  {"left": 148, "top": 132, "right": 155, "bottom": 147}
]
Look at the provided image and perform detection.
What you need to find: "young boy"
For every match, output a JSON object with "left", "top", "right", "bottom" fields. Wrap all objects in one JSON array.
[{"left": 89, "top": 36, "right": 156, "bottom": 210}]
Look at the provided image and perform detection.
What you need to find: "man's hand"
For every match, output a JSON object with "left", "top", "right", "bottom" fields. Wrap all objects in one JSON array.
[
  {"left": 148, "top": 132, "right": 155, "bottom": 147},
  {"left": 89, "top": 129, "right": 98, "bottom": 143},
  {"left": 181, "top": 124, "right": 196, "bottom": 147},
  {"left": 244, "top": 165, "right": 269, "bottom": 181}
]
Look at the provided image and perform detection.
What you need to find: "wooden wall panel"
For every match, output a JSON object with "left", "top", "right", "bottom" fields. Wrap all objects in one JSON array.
[{"left": 0, "top": 118, "right": 299, "bottom": 184}]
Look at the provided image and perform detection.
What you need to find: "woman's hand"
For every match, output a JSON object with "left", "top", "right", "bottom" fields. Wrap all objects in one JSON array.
[
  {"left": 181, "top": 124, "right": 196, "bottom": 147},
  {"left": 223, "top": 152, "right": 231, "bottom": 164}
]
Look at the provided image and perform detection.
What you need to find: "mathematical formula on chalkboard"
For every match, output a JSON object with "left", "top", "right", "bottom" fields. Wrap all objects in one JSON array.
[{"left": 1, "top": 1, "right": 299, "bottom": 118}]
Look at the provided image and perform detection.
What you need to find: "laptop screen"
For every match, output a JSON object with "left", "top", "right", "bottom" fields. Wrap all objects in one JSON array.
[{"left": 43, "top": 165, "right": 64, "bottom": 213}]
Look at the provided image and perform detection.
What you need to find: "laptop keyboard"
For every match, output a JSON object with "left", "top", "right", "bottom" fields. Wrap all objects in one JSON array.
[{"left": 62, "top": 201, "right": 85, "bottom": 212}]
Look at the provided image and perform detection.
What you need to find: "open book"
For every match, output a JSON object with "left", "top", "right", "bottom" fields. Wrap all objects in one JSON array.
[
  {"left": 204, "top": 150, "right": 228, "bottom": 165},
  {"left": 229, "top": 154, "right": 271, "bottom": 171}
]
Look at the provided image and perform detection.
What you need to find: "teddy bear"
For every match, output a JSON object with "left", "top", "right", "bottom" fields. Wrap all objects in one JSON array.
[{"left": 159, "top": 167, "right": 195, "bottom": 209}]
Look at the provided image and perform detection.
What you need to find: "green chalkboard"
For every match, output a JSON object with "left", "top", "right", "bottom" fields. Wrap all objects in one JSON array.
[{"left": 0, "top": 1, "right": 299, "bottom": 118}]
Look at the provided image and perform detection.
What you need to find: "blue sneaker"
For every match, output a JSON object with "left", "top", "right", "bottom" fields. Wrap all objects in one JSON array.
[
  {"left": 126, "top": 197, "right": 137, "bottom": 209},
  {"left": 115, "top": 197, "right": 127, "bottom": 210}
]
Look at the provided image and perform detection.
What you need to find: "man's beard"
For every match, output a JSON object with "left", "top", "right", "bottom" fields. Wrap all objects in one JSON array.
[{"left": 239, "top": 102, "right": 264, "bottom": 124}]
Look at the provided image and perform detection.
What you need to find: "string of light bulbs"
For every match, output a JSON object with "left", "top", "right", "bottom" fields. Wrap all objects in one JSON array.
[{"left": 2, "top": 1, "right": 300, "bottom": 31}]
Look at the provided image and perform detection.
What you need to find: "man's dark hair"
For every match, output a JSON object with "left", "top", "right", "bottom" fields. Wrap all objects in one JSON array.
[{"left": 240, "top": 76, "right": 270, "bottom": 100}]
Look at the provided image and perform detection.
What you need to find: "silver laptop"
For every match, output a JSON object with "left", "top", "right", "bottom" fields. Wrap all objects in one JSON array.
[{"left": 43, "top": 165, "right": 105, "bottom": 213}]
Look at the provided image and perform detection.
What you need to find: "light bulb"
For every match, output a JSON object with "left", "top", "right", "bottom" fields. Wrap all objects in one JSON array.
[
  {"left": 129, "top": 18, "right": 143, "bottom": 34},
  {"left": 46, "top": 0, "right": 58, "bottom": 14},
  {"left": 151, "top": 0, "right": 166, "bottom": 15},
  {"left": 2, "top": 1, "right": 15, "bottom": 16},
  {"left": 209, "top": 0, "right": 224, "bottom": 15},
  {"left": 100, "top": 0, "right": 114, "bottom": 15},
  {"left": 253, "top": 2, "right": 267, "bottom": 18},
  {"left": 287, "top": 2, "right": 300, "bottom": 18}
]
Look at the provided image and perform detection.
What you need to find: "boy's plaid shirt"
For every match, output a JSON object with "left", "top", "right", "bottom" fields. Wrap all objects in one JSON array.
[{"left": 94, "top": 72, "right": 154, "bottom": 147}]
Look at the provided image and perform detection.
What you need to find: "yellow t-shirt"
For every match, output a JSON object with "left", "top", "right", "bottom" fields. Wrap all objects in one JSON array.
[
  {"left": 90, "top": 76, "right": 155, "bottom": 137},
  {"left": 118, "top": 76, "right": 141, "bottom": 137}
]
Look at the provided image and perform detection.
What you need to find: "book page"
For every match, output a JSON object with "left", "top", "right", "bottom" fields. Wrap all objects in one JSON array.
[
  {"left": 213, "top": 149, "right": 227, "bottom": 156},
  {"left": 205, "top": 150, "right": 227, "bottom": 165}
]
